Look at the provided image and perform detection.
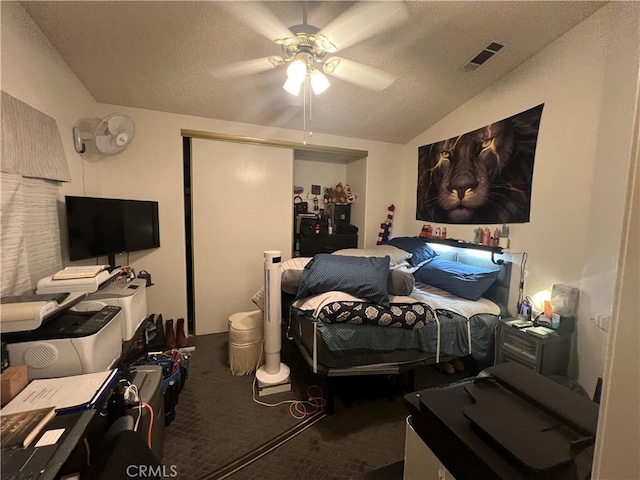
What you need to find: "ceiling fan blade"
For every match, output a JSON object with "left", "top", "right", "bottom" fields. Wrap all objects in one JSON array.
[
  {"left": 211, "top": 56, "right": 283, "bottom": 80},
  {"left": 323, "top": 57, "right": 396, "bottom": 91},
  {"left": 218, "top": 2, "right": 293, "bottom": 43},
  {"left": 318, "top": 2, "right": 408, "bottom": 51}
]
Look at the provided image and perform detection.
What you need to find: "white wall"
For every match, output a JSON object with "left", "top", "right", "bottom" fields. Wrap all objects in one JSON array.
[
  {"left": 594, "top": 128, "right": 639, "bottom": 479},
  {"left": 294, "top": 158, "right": 347, "bottom": 212},
  {"left": 397, "top": 2, "right": 640, "bottom": 396},
  {"left": 0, "top": 2, "right": 98, "bottom": 197},
  {"left": 346, "top": 157, "right": 367, "bottom": 247}
]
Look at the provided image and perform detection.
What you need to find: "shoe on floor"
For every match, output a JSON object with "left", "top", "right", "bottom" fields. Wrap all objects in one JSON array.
[
  {"left": 452, "top": 358, "right": 465, "bottom": 371},
  {"left": 440, "top": 362, "right": 455, "bottom": 374}
]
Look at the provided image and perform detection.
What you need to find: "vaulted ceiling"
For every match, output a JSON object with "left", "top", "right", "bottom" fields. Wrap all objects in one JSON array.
[{"left": 21, "top": 1, "right": 606, "bottom": 144}]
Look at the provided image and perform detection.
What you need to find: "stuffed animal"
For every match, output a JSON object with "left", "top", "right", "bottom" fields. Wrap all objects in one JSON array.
[
  {"left": 330, "top": 183, "right": 348, "bottom": 203},
  {"left": 345, "top": 184, "right": 357, "bottom": 204}
]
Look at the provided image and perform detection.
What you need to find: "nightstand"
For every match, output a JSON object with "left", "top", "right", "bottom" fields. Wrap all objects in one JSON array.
[{"left": 496, "top": 318, "right": 574, "bottom": 376}]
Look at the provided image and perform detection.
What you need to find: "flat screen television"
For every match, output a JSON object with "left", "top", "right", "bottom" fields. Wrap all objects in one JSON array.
[{"left": 65, "top": 195, "right": 160, "bottom": 264}]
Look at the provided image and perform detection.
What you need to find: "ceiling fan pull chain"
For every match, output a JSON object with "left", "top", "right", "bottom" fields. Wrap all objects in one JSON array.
[
  {"left": 309, "top": 84, "right": 313, "bottom": 138},
  {"left": 303, "top": 78, "right": 307, "bottom": 145}
]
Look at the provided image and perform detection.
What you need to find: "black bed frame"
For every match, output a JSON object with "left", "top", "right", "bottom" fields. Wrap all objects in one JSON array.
[{"left": 284, "top": 246, "right": 513, "bottom": 414}]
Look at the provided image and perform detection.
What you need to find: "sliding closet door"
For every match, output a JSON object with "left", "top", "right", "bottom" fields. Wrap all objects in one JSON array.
[{"left": 191, "top": 139, "right": 293, "bottom": 335}]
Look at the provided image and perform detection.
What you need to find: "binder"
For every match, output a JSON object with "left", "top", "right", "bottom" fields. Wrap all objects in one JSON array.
[{"left": 0, "top": 369, "right": 119, "bottom": 415}]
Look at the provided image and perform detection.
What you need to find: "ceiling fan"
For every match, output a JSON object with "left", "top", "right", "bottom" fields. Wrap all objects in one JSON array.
[{"left": 214, "top": 1, "right": 409, "bottom": 96}]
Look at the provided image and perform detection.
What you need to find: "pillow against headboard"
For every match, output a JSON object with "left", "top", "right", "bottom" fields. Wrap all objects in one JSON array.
[
  {"left": 332, "top": 245, "right": 412, "bottom": 267},
  {"left": 455, "top": 251, "right": 511, "bottom": 316},
  {"left": 253, "top": 256, "right": 312, "bottom": 309},
  {"left": 283, "top": 265, "right": 414, "bottom": 296},
  {"left": 413, "top": 257, "right": 500, "bottom": 301},
  {"left": 296, "top": 254, "right": 390, "bottom": 307},
  {"left": 385, "top": 237, "right": 438, "bottom": 268}
]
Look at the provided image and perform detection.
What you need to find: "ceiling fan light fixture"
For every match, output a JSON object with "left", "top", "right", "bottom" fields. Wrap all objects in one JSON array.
[
  {"left": 283, "top": 77, "right": 302, "bottom": 96},
  {"left": 310, "top": 69, "right": 330, "bottom": 95},
  {"left": 286, "top": 58, "right": 307, "bottom": 83}
]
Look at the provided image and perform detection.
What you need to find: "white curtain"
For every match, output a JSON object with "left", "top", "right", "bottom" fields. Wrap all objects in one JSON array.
[
  {"left": 1, "top": 91, "right": 68, "bottom": 297},
  {"left": 1, "top": 173, "right": 63, "bottom": 296}
]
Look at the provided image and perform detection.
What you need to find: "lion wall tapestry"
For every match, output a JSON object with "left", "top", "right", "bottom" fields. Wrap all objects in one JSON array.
[{"left": 416, "top": 103, "right": 544, "bottom": 224}]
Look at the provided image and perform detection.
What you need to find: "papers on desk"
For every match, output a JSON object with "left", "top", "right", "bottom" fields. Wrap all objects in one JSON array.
[
  {"left": 0, "top": 370, "right": 118, "bottom": 415},
  {"left": 52, "top": 265, "right": 110, "bottom": 280}
]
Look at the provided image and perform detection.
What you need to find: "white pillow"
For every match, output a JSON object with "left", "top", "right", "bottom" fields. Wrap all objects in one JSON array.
[
  {"left": 332, "top": 245, "right": 412, "bottom": 267},
  {"left": 251, "top": 257, "right": 311, "bottom": 311},
  {"left": 280, "top": 257, "right": 311, "bottom": 272}
]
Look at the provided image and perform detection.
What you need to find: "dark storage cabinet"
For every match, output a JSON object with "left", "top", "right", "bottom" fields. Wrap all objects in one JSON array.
[
  {"left": 299, "top": 234, "right": 358, "bottom": 257},
  {"left": 496, "top": 318, "right": 572, "bottom": 376}
]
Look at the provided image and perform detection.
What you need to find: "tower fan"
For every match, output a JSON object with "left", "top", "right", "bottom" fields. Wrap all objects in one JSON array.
[
  {"left": 73, "top": 114, "right": 136, "bottom": 156},
  {"left": 256, "top": 250, "right": 291, "bottom": 396}
]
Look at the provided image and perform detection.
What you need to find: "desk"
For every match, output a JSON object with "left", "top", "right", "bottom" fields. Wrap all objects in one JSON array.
[
  {"left": 1, "top": 410, "right": 96, "bottom": 480},
  {"left": 404, "top": 364, "right": 597, "bottom": 480}
]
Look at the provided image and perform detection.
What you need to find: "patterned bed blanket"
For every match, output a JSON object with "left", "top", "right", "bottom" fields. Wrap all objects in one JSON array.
[
  {"left": 292, "top": 284, "right": 500, "bottom": 330},
  {"left": 317, "top": 301, "right": 435, "bottom": 329}
]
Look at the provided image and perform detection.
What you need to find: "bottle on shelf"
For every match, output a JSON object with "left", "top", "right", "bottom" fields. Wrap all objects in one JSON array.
[{"left": 482, "top": 228, "right": 491, "bottom": 245}]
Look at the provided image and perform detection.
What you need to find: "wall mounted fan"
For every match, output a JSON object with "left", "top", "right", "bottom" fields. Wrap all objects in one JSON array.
[
  {"left": 213, "top": 1, "right": 408, "bottom": 94},
  {"left": 73, "top": 114, "right": 136, "bottom": 156}
]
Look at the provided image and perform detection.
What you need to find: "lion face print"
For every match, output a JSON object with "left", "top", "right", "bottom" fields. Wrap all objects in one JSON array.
[{"left": 417, "top": 104, "right": 544, "bottom": 224}]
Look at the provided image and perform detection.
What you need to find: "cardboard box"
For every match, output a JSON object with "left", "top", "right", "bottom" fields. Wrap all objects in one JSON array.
[{"left": 1, "top": 365, "right": 28, "bottom": 406}]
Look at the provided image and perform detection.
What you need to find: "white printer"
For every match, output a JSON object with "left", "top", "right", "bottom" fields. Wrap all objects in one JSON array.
[
  {"left": 37, "top": 274, "right": 147, "bottom": 342},
  {"left": 1, "top": 295, "right": 123, "bottom": 380},
  {"left": 84, "top": 278, "right": 148, "bottom": 341},
  {"left": 36, "top": 268, "right": 121, "bottom": 295}
]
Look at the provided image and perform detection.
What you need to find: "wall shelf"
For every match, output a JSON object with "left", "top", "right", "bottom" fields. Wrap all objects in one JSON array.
[{"left": 420, "top": 237, "right": 505, "bottom": 264}]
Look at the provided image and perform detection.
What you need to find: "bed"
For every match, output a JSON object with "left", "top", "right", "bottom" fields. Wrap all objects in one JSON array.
[{"left": 255, "top": 238, "right": 512, "bottom": 412}]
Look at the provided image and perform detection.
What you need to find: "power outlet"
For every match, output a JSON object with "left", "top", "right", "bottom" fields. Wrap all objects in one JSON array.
[{"left": 595, "top": 314, "right": 610, "bottom": 332}]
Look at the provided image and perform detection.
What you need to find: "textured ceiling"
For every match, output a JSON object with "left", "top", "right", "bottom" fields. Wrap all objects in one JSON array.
[{"left": 21, "top": 1, "right": 606, "bottom": 144}]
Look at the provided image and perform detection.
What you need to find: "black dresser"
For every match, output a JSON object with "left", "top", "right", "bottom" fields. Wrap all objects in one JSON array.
[{"left": 298, "top": 234, "right": 358, "bottom": 257}]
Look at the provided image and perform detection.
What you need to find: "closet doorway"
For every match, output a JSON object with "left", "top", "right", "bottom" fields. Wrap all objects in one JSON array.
[
  {"left": 183, "top": 131, "right": 367, "bottom": 335},
  {"left": 294, "top": 150, "right": 367, "bottom": 254}
]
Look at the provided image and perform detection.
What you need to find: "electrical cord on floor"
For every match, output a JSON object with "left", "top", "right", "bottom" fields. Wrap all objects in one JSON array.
[
  {"left": 252, "top": 378, "right": 326, "bottom": 419},
  {"left": 251, "top": 341, "right": 326, "bottom": 419}
]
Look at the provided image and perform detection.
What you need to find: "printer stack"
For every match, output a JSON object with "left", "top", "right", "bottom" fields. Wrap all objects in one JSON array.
[
  {"left": 0, "top": 266, "right": 171, "bottom": 470},
  {"left": 0, "top": 267, "right": 148, "bottom": 381}
]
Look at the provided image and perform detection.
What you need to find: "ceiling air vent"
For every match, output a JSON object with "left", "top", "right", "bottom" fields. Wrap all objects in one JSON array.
[{"left": 462, "top": 41, "right": 506, "bottom": 72}]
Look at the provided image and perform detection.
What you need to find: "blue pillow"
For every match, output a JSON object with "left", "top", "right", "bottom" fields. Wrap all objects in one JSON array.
[
  {"left": 296, "top": 254, "right": 390, "bottom": 307},
  {"left": 413, "top": 257, "right": 500, "bottom": 300},
  {"left": 385, "top": 237, "right": 438, "bottom": 267}
]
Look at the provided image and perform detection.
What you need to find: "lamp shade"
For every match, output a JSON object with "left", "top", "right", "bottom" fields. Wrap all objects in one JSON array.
[
  {"left": 283, "top": 77, "right": 302, "bottom": 96},
  {"left": 310, "top": 70, "right": 330, "bottom": 95},
  {"left": 286, "top": 59, "right": 307, "bottom": 83},
  {"left": 531, "top": 289, "right": 552, "bottom": 317}
]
